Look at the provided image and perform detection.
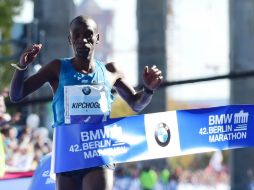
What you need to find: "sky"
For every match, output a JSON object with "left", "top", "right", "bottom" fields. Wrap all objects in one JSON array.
[
  {"left": 13, "top": 0, "right": 34, "bottom": 23},
  {"left": 167, "top": 0, "right": 229, "bottom": 104}
]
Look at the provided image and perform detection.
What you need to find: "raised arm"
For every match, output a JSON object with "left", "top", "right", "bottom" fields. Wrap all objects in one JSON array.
[
  {"left": 110, "top": 63, "right": 163, "bottom": 113},
  {"left": 9, "top": 44, "right": 59, "bottom": 102}
]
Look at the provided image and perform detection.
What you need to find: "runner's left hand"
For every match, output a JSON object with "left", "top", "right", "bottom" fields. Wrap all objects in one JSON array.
[{"left": 143, "top": 65, "right": 163, "bottom": 91}]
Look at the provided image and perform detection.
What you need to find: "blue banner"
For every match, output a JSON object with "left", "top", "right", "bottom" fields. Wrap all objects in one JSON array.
[
  {"left": 53, "top": 115, "right": 146, "bottom": 173},
  {"left": 51, "top": 104, "right": 254, "bottom": 173},
  {"left": 177, "top": 105, "right": 254, "bottom": 152},
  {"left": 29, "top": 154, "right": 55, "bottom": 190}
]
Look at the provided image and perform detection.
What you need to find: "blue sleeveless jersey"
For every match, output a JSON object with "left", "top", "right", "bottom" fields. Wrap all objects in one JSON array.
[{"left": 52, "top": 58, "right": 114, "bottom": 127}]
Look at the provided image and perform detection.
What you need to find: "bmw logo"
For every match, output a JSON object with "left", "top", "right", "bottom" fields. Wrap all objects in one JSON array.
[
  {"left": 82, "top": 86, "right": 91, "bottom": 95},
  {"left": 154, "top": 122, "right": 170, "bottom": 147}
]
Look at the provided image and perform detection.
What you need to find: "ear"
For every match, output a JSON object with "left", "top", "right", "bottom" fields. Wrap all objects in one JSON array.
[
  {"left": 96, "top": 34, "right": 100, "bottom": 44},
  {"left": 68, "top": 35, "right": 72, "bottom": 45}
]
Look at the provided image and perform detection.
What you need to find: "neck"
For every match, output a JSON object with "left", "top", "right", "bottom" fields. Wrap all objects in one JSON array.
[{"left": 73, "top": 57, "right": 95, "bottom": 73}]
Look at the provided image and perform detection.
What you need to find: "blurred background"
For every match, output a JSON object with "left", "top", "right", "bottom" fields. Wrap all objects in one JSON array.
[{"left": 1, "top": 0, "right": 254, "bottom": 189}]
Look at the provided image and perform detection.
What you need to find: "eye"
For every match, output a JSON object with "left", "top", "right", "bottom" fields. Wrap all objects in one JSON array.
[
  {"left": 85, "top": 34, "right": 92, "bottom": 40},
  {"left": 72, "top": 32, "right": 80, "bottom": 40},
  {"left": 84, "top": 30, "right": 93, "bottom": 39}
]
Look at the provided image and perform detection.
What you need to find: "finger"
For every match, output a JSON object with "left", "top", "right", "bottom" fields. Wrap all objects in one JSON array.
[
  {"left": 27, "top": 48, "right": 40, "bottom": 58},
  {"left": 24, "top": 54, "right": 28, "bottom": 62},
  {"left": 26, "top": 44, "right": 42, "bottom": 54},
  {"left": 146, "top": 71, "right": 162, "bottom": 79},
  {"left": 33, "top": 43, "right": 42, "bottom": 50},
  {"left": 31, "top": 46, "right": 40, "bottom": 54},
  {"left": 154, "top": 70, "right": 162, "bottom": 75},
  {"left": 34, "top": 43, "right": 42, "bottom": 48},
  {"left": 157, "top": 75, "right": 163, "bottom": 80},
  {"left": 151, "top": 65, "right": 157, "bottom": 69},
  {"left": 151, "top": 68, "right": 159, "bottom": 72},
  {"left": 144, "top": 66, "right": 149, "bottom": 74}
]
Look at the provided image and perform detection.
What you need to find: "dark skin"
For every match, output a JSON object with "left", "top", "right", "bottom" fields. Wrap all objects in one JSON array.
[{"left": 10, "top": 17, "right": 163, "bottom": 190}]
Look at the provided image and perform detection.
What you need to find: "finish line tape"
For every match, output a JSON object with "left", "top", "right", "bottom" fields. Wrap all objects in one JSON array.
[{"left": 53, "top": 104, "right": 254, "bottom": 173}]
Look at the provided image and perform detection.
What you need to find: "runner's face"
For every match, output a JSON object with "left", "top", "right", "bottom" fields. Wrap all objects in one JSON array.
[{"left": 69, "top": 20, "right": 98, "bottom": 59}]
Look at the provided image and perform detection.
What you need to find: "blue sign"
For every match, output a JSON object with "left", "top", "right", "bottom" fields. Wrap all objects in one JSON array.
[
  {"left": 29, "top": 154, "right": 55, "bottom": 190},
  {"left": 30, "top": 105, "right": 254, "bottom": 184},
  {"left": 51, "top": 105, "right": 254, "bottom": 173}
]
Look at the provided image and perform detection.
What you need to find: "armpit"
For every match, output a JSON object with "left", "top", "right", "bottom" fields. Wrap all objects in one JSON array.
[
  {"left": 105, "top": 62, "right": 117, "bottom": 73},
  {"left": 106, "top": 62, "right": 124, "bottom": 86}
]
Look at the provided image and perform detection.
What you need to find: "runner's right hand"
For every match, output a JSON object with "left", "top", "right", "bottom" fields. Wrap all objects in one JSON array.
[{"left": 19, "top": 44, "right": 42, "bottom": 68}]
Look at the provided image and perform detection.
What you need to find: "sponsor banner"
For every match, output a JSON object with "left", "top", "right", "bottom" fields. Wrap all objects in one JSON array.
[
  {"left": 177, "top": 105, "right": 254, "bottom": 154},
  {"left": 143, "top": 111, "right": 181, "bottom": 160},
  {"left": 29, "top": 154, "right": 54, "bottom": 190},
  {"left": 52, "top": 105, "right": 254, "bottom": 173},
  {"left": 54, "top": 116, "right": 145, "bottom": 173}
]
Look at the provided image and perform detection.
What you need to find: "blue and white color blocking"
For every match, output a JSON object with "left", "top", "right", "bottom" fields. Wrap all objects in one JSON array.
[
  {"left": 54, "top": 104, "right": 254, "bottom": 173},
  {"left": 29, "top": 154, "right": 55, "bottom": 190}
]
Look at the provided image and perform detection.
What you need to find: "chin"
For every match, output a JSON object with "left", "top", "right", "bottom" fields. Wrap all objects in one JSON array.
[{"left": 76, "top": 53, "right": 89, "bottom": 59}]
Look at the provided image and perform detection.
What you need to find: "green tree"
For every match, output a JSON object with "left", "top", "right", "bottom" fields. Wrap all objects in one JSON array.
[{"left": 0, "top": 0, "right": 22, "bottom": 90}]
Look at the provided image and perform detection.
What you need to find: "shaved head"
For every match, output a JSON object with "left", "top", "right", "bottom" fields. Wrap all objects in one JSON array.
[{"left": 69, "top": 16, "right": 98, "bottom": 33}]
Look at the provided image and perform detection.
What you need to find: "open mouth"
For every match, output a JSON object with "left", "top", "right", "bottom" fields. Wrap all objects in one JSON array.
[
  {"left": 76, "top": 47, "right": 90, "bottom": 57},
  {"left": 76, "top": 47, "right": 90, "bottom": 54}
]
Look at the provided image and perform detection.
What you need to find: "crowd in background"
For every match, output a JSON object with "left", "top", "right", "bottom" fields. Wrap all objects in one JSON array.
[
  {"left": 0, "top": 89, "right": 52, "bottom": 172},
  {"left": 113, "top": 160, "right": 229, "bottom": 190}
]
